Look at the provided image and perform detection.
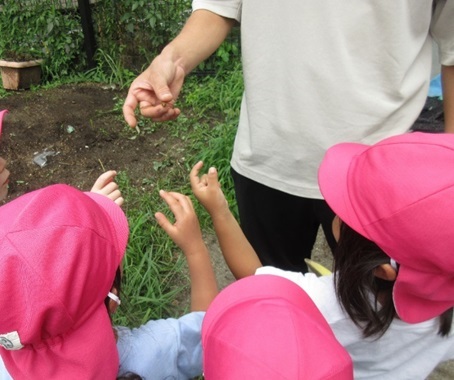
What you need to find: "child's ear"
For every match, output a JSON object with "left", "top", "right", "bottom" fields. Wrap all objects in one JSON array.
[{"left": 373, "top": 264, "right": 397, "bottom": 281}]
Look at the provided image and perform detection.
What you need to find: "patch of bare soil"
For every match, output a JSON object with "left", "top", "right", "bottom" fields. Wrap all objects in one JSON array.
[{"left": 0, "top": 83, "right": 180, "bottom": 198}]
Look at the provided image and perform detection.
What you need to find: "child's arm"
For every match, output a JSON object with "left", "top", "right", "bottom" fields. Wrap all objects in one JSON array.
[
  {"left": 190, "top": 161, "right": 262, "bottom": 279},
  {"left": 0, "top": 157, "right": 10, "bottom": 202},
  {"left": 90, "top": 170, "right": 124, "bottom": 206},
  {"left": 155, "top": 190, "right": 218, "bottom": 311}
]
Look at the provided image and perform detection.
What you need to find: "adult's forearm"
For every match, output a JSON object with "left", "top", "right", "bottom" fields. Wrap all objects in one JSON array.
[
  {"left": 161, "top": 9, "right": 236, "bottom": 75},
  {"left": 442, "top": 65, "right": 454, "bottom": 132}
]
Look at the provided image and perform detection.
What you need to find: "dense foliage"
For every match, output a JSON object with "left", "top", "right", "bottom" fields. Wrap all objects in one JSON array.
[
  {"left": 0, "top": 0, "right": 85, "bottom": 78},
  {"left": 0, "top": 0, "right": 240, "bottom": 82}
]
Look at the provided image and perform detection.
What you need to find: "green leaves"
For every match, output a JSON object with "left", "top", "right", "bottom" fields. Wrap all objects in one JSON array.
[
  {"left": 0, "top": 0, "right": 240, "bottom": 85},
  {"left": 0, "top": 0, "right": 85, "bottom": 80}
]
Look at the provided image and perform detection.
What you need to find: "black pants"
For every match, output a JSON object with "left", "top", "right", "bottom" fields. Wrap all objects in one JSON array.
[{"left": 231, "top": 168, "right": 336, "bottom": 273}]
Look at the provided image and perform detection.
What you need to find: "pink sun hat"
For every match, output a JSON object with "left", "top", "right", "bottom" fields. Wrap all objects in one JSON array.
[
  {"left": 0, "top": 184, "right": 129, "bottom": 379},
  {"left": 318, "top": 132, "right": 454, "bottom": 324},
  {"left": 202, "top": 274, "right": 353, "bottom": 379},
  {"left": 0, "top": 110, "right": 8, "bottom": 138}
]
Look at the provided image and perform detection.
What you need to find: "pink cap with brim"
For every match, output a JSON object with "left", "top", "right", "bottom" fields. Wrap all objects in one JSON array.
[
  {"left": 0, "top": 184, "right": 129, "bottom": 379},
  {"left": 202, "top": 274, "right": 353, "bottom": 379},
  {"left": 318, "top": 132, "right": 454, "bottom": 323},
  {"left": 0, "top": 110, "right": 8, "bottom": 138}
]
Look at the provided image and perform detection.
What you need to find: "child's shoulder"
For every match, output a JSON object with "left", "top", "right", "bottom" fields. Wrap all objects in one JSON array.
[
  {"left": 116, "top": 312, "right": 205, "bottom": 379},
  {"left": 116, "top": 311, "right": 205, "bottom": 342},
  {"left": 255, "top": 267, "right": 338, "bottom": 312},
  {"left": 255, "top": 266, "right": 334, "bottom": 290}
]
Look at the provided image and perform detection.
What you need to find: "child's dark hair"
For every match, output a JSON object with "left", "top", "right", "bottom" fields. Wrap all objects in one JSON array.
[{"left": 334, "top": 222, "right": 452, "bottom": 338}]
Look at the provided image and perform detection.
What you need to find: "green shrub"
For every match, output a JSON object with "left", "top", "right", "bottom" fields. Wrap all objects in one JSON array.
[
  {"left": 0, "top": 0, "right": 85, "bottom": 81},
  {"left": 0, "top": 0, "right": 241, "bottom": 84},
  {"left": 92, "top": 0, "right": 192, "bottom": 72}
]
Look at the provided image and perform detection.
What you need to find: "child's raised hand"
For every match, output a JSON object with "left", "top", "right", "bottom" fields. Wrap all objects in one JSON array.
[
  {"left": 0, "top": 157, "right": 10, "bottom": 201},
  {"left": 155, "top": 190, "right": 205, "bottom": 255},
  {"left": 90, "top": 170, "right": 124, "bottom": 206},
  {"left": 190, "top": 161, "right": 229, "bottom": 217}
]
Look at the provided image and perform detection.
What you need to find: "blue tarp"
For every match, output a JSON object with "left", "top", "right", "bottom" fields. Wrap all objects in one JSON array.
[{"left": 428, "top": 74, "right": 443, "bottom": 98}]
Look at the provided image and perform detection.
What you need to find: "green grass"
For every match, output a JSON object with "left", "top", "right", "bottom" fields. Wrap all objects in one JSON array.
[
  {"left": 112, "top": 172, "right": 189, "bottom": 327},
  {"left": 108, "top": 64, "right": 244, "bottom": 327}
]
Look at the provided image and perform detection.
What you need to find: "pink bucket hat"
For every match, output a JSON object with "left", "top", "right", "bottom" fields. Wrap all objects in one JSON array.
[
  {"left": 0, "top": 184, "right": 129, "bottom": 379},
  {"left": 318, "top": 132, "right": 454, "bottom": 324},
  {"left": 202, "top": 274, "right": 353, "bottom": 379}
]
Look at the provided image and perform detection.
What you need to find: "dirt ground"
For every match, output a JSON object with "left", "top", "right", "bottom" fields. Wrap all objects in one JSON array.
[
  {"left": 0, "top": 84, "right": 451, "bottom": 378},
  {"left": 0, "top": 83, "right": 185, "bottom": 199}
]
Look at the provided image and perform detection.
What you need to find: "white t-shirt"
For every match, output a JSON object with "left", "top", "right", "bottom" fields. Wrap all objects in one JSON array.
[
  {"left": 193, "top": 0, "right": 454, "bottom": 198},
  {"left": 256, "top": 266, "right": 454, "bottom": 379}
]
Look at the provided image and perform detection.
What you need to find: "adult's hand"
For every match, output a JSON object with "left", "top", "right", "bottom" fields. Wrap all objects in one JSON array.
[
  {"left": 123, "top": 54, "right": 186, "bottom": 128},
  {"left": 123, "top": 10, "right": 234, "bottom": 128}
]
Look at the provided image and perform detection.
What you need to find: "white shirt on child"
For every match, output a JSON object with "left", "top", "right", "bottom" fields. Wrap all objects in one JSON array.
[{"left": 256, "top": 267, "right": 454, "bottom": 380}]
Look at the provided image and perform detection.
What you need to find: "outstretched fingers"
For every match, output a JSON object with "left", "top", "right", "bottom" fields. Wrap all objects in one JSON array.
[
  {"left": 190, "top": 161, "right": 204, "bottom": 188},
  {"left": 161, "top": 189, "right": 193, "bottom": 213},
  {"left": 155, "top": 190, "right": 200, "bottom": 250},
  {"left": 206, "top": 166, "right": 220, "bottom": 187},
  {"left": 155, "top": 190, "right": 191, "bottom": 231},
  {"left": 91, "top": 170, "right": 117, "bottom": 190},
  {"left": 190, "top": 161, "right": 220, "bottom": 191},
  {"left": 90, "top": 170, "right": 124, "bottom": 206}
]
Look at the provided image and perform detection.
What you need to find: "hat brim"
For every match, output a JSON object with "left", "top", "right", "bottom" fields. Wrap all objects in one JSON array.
[
  {"left": 2, "top": 304, "right": 118, "bottom": 379},
  {"left": 318, "top": 142, "right": 370, "bottom": 237},
  {"left": 393, "top": 266, "right": 454, "bottom": 324},
  {"left": 85, "top": 191, "right": 129, "bottom": 263}
]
